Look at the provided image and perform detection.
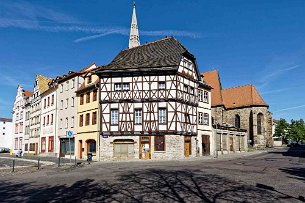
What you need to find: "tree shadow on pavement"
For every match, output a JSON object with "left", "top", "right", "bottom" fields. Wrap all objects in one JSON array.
[
  {"left": 0, "top": 169, "right": 303, "bottom": 203},
  {"left": 268, "top": 146, "right": 305, "bottom": 158},
  {"left": 279, "top": 167, "right": 305, "bottom": 182}
]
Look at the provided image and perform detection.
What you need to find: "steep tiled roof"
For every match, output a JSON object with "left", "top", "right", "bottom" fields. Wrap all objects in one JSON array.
[
  {"left": 202, "top": 70, "right": 268, "bottom": 109},
  {"left": 0, "top": 118, "right": 12, "bottom": 122},
  {"left": 23, "top": 90, "right": 33, "bottom": 98},
  {"left": 202, "top": 70, "right": 224, "bottom": 107},
  {"left": 222, "top": 84, "right": 268, "bottom": 109},
  {"left": 102, "top": 36, "right": 193, "bottom": 72},
  {"left": 37, "top": 74, "right": 52, "bottom": 94}
]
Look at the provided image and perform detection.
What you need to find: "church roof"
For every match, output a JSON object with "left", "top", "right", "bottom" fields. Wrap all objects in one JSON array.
[
  {"left": 100, "top": 36, "right": 194, "bottom": 73},
  {"left": 222, "top": 84, "right": 268, "bottom": 109},
  {"left": 202, "top": 70, "right": 268, "bottom": 109},
  {"left": 202, "top": 70, "right": 224, "bottom": 106},
  {"left": 0, "top": 118, "right": 12, "bottom": 122}
]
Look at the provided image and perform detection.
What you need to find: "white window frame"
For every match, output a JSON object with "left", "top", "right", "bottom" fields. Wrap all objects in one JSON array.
[
  {"left": 122, "top": 83, "right": 130, "bottom": 91},
  {"left": 159, "top": 108, "right": 167, "bottom": 124},
  {"left": 204, "top": 91, "right": 209, "bottom": 103},
  {"left": 135, "top": 109, "right": 142, "bottom": 125},
  {"left": 158, "top": 82, "right": 166, "bottom": 90},
  {"left": 111, "top": 109, "right": 119, "bottom": 125},
  {"left": 114, "top": 83, "right": 122, "bottom": 91},
  {"left": 71, "top": 97, "right": 75, "bottom": 107},
  {"left": 203, "top": 113, "right": 209, "bottom": 125},
  {"left": 198, "top": 112, "right": 203, "bottom": 125}
]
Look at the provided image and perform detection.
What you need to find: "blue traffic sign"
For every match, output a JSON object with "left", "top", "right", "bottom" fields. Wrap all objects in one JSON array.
[{"left": 66, "top": 131, "right": 74, "bottom": 138}]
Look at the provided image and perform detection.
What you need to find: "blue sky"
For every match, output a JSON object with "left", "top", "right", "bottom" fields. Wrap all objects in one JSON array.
[{"left": 0, "top": 0, "right": 304, "bottom": 121}]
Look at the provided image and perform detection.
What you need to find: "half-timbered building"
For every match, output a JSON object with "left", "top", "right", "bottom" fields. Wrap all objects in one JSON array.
[{"left": 96, "top": 36, "right": 212, "bottom": 160}]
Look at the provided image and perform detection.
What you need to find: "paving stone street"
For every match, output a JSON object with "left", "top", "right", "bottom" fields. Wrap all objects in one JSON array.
[{"left": 0, "top": 147, "right": 304, "bottom": 203}]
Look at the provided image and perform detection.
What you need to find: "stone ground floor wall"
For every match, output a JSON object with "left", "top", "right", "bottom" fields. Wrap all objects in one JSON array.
[
  {"left": 215, "top": 129, "right": 248, "bottom": 155},
  {"left": 100, "top": 134, "right": 199, "bottom": 161},
  {"left": 75, "top": 131, "right": 99, "bottom": 161},
  {"left": 25, "top": 137, "right": 39, "bottom": 155}
]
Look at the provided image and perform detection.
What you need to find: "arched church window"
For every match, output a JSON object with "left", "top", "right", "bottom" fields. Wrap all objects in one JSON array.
[
  {"left": 257, "top": 113, "right": 263, "bottom": 135},
  {"left": 235, "top": 115, "right": 240, "bottom": 128}
]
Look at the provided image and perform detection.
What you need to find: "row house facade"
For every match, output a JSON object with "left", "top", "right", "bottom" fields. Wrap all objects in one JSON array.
[
  {"left": 12, "top": 85, "right": 32, "bottom": 153},
  {"left": 40, "top": 79, "right": 57, "bottom": 155},
  {"left": 75, "top": 64, "right": 100, "bottom": 161},
  {"left": 96, "top": 37, "right": 213, "bottom": 160},
  {"left": 56, "top": 70, "right": 84, "bottom": 158},
  {"left": 28, "top": 74, "right": 51, "bottom": 155}
]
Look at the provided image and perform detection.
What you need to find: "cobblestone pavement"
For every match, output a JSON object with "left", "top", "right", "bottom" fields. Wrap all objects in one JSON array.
[{"left": 0, "top": 147, "right": 304, "bottom": 203}]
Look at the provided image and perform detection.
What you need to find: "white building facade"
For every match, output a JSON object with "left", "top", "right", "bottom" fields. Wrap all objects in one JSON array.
[{"left": 0, "top": 118, "right": 13, "bottom": 150}]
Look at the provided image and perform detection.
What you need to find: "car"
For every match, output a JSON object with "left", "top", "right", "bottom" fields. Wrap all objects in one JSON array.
[{"left": 0, "top": 147, "right": 10, "bottom": 153}]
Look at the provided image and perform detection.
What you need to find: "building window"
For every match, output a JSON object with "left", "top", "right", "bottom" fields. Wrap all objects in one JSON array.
[
  {"left": 60, "top": 119, "right": 63, "bottom": 129},
  {"left": 51, "top": 114, "right": 53, "bottom": 124},
  {"left": 71, "top": 97, "right": 75, "bottom": 107},
  {"left": 86, "top": 92, "right": 90, "bottom": 103},
  {"left": 87, "top": 140, "right": 96, "bottom": 153},
  {"left": 111, "top": 109, "right": 119, "bottom": 125},
  {"left": 80, "top": 94, "right": 84, "bottom": 105},
  {"left": 158, "top": 82, "right": 166, "bottom": 90},
  {"left": 198, "top": 112, "right": 203, "bottom": 125},
  {"left": 114, "top": 83, "right": 122, "bottom": 91},
  {"left": 135, "top": 109, "right": 142, "bottom": 125},
  {"left": 204, "top": 91, "right": 209, "bottom": 103},
  {"left": 60, "top": 100, "right": 63, "bottom": 109},
  {"left": 15, "top": 138, "right": 18, "bottom": 149},
  {"left": 190, "top": 87, "right": 194, "bottom": 95},
  {"left": 51, "top": 95, "right": 54, "bottom": 105},
  {"left": 184, "top": 85, "right": 188, "bottom": 93},
  {"left": 66, "top": 81, "right": 69, "bottom": 91},
  {"left": 47, "top": 97, "right": 50, "bottom": 106},
  {"left": 71, "top": 116, "right": 74, "bottom": 128},
  {"left": 159, "top": 108, "right": 166, "bottom": 124},
  {"left": 122, "top": 83, "right": 130, "bottom": 91},
  {"left": 60, "top": 84, "right": 63, "bottom": 93},
  {"left": 155, "top": 135, "right": 165, "bottom": 151},
  {"left": 92, "top": 112, "right": 97, "bottom": 125},
  {"left": 257, "top": 113, "right": 263, "bottom": 135},
  {"left": 203, "top": 113, "right": 209, "bottom": 125},
  {"left": 48, "top": 136, "right": 54, "bottom": 152},
  {"left": 93, "top": 90, "right": 97, "bottom": 101},
  {"left": 235, "top": 115, "right": 241, "bottom": 128},
  {"left": 41, "top": 137, "right": 46, "bottom": 152},
  {"left": 85, "top": 113, "right": 90, "bottom": 126},
  {"left": 87, "top": 75, "right": 92, "bottom": 84},
  {"left": 113, "top": 139, "right": 135, "bottom": 158},
  {"left": 185, "top": 113, "right": 191, "bottom": 124},
  {"left": 71, "top": 79, "right": 75, "bottom": 89},
  {"left": 43, "top": 117, "right": 46, "bottom": 126},
  {"left": 47, "top": 115, "right": 49, "bottom": 125},
  {"left": 66, "top": 98, "right": 69, "bottom": 108},
  {"left": 79, "top": 115, "right": 83, "bottom": 127},
  {"left": 65, "top": 117, "right": 68, "bottom": 129}
]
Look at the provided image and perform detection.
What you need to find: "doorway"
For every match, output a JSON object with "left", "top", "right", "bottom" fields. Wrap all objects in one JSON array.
[
  {"left": 202, "top": 135, "right": 210, "bottom": 156},
  {"left": 140, "top": 136, "right": 151, "bottom": 160},
  {"left": 184, "top": 136, "right": 192, "bottom": 157},
  {"left": 79, "top": 140, "right": 83, "bottom": 159}
]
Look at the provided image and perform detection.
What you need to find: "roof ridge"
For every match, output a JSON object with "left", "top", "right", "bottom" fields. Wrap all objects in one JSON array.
[
  {"left": 201, "top": 69, "right": 219, "bottom": 75},
  {"left": 123, "top": 36, "right": 176, "bottom": 51},
  {"left": 222, "top": 84, "right": 252, "bottom": 91}
]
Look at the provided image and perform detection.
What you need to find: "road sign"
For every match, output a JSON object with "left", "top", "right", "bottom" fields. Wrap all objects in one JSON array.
[{"left": 66, "top": 131, "right": 74, "bottom": 138}]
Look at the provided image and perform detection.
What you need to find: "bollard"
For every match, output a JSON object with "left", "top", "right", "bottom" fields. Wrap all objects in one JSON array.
[
  {"left": 37, "top": 158, "right": 40, "bottom": 170},
  {"left": 12, "top": 159, "right": 15, "bottom": 172},
  {"left": 58, "top": 157, "right": 60, "bottom": 167},
  {"left": 75, "top": 156, "right": 76, "bottom": 166}
]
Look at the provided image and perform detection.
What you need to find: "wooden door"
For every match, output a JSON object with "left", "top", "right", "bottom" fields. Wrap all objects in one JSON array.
[
  {"left": 202, "top": 135, "right": 210, "bottom": 156},
  {"left": 79, "top": 140, "right": 83, "bottom": 159},
  {"left": 184, "top": 136, "right": 191, "bottom": 157},
  {"left": 140, "top": 136, "right": 151, "bottom": 160},
  {"left": 35, "top": 143, "right": 38, "bottom": 155}
]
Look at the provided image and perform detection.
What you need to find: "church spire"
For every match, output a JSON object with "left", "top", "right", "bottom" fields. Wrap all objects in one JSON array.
[{"left": 129, "top": 1, "right": 140, "bottom": 49}]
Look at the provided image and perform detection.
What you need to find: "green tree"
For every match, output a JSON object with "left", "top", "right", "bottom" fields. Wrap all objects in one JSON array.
[
  {"left": 288, "top": 119, "right": 305, "bottom": 143},
  {"left": 274, "top": 118, "right": 289, "bottom": 139}
]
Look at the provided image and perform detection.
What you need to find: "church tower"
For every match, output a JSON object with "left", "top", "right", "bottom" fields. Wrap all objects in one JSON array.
[{"left": 129, "top": 2, "right": 140, "bottom": 49}]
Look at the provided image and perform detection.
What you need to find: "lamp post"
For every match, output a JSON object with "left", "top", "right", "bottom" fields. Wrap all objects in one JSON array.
[{"left": 214, "top": 120, "right": 218, "bottom": 158}]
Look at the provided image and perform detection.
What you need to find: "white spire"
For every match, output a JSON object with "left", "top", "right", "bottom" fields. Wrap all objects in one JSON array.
[{"left": 129, "top": 1, "right": 140, "bottom": 49}]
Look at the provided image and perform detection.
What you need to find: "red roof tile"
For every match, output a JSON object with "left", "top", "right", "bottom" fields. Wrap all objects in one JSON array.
[{"left": 202, "top": 70, "right": 224, "bottom": 106}]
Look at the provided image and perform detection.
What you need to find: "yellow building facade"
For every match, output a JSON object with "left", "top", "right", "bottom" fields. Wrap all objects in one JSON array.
[{"left": 75, "top": 65, "right": 100, "bottom": 161}]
